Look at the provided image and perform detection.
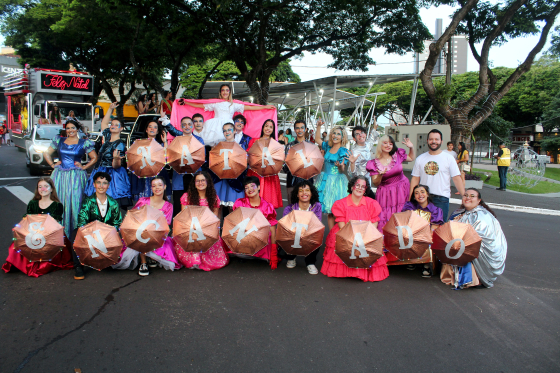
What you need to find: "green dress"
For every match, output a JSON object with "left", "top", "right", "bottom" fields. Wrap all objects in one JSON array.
[{"left": 26, "top": 200, "right": 64, "bottom": 224}]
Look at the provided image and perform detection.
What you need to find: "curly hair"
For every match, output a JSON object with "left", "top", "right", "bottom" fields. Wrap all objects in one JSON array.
[
  {"left": 186, "top": 171, "right": 217, "bottom": 209},
  {"left": 290, "top": 180, "right": 319, "bottom": 206},
  {"left": 347, "top": 175, "right": 375, "bottom": 199}
]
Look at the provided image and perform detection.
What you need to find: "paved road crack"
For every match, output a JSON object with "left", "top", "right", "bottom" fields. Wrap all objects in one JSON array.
[{"left": 13, "top": 278, "right": 143, "bottom": 373}]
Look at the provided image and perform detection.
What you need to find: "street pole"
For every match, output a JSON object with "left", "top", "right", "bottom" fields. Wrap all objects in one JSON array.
[{"left": 445, "top": 37, "right": 452, "bottom": 125}]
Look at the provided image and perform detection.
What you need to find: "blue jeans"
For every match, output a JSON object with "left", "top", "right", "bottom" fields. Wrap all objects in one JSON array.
[
  {"left": 431, "top": 194, "right": 450, "bottom": 222},
  {"left": 498, "top": 166, "right": 508, "bottom": 190}
]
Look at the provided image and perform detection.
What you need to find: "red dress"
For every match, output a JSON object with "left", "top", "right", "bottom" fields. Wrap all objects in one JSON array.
[
  {"left": 321, "top": 195, "right": 389, "bottom": 282},
  {"left": 246, "top": 138, "right": 283, "bottom": 209}
]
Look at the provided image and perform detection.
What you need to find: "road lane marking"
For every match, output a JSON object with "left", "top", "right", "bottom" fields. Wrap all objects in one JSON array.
[
  {"left": 4, "top": 186, "right": 35, "bottom": 204},
  {"left": 0, "top": 177, "right": 40, "bottom": 181},
  {"left": 449, "top": 198, "right": 560, "bottom": 216}
]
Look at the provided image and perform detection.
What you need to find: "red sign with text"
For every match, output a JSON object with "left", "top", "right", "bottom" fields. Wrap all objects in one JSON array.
[{"left": 39, "top": 72, "right": 94, "bottom": 95}]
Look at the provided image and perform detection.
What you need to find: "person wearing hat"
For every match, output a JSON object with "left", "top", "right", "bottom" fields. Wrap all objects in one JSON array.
[{"left": 494, "top": 142, "right": 510, "bottom": 191}]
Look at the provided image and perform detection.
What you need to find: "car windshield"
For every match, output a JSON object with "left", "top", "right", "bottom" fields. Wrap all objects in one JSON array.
[{"left": 35, "top": 126, "right": 63, "bottom": 141}]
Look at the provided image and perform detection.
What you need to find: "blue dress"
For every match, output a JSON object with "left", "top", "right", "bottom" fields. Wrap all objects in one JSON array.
[
  {"left": 314, "top": 141, "right": 349, "bottom": 214},
  {"left": 49, "top": 135, "right": 95, "bottom": 236},
  {"left": 212, "top": 140, "right": 248, "bottom": 206},
  {"left": 85, "top": 128, "right": 131, "bottom": 205}
]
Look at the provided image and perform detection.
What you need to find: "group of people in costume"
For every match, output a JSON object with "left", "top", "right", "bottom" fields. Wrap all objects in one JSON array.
[{"left": 3, "top": 85, "right": 508, "bottom": 290}]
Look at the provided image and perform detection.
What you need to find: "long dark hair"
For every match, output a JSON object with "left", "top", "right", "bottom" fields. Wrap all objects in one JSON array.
[
  {"left": 32, "top": 177, "right": 61, "bottom": 203},
  {"left": 51, "top": 105, "right": 61, "bottom": 123},
  {"left": 460, "top": 188, "right": 496, "bottom": 217},
  {"left": 290, "top": 180, "right": 319, "bottom": 206},
  {"left": 260, "top": 119, "right": 276, "bottom": 140},
  {"left": 146, "top": 120, "right": 165, "bottom": 145},
  {"left": 347, "top": 175, "right": 375, "bottom": 199},
  {"left": 458, "top": 142, "right": 467, "bottom": 160},
  {"left": 186, "top": 171, "right": 218, "bottom": 209},
  {"left": 151, "top": 176, "right": 168, "bottom": 201},
  {"left": 410, "top": 184, "right": 434, "bottom": 205}
]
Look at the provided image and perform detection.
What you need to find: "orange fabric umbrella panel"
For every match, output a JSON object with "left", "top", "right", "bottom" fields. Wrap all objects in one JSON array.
[
  {"left": 209, "top": 142, "right": 247, "bottom": 179},
  {"left": 73, "top": 221, "right": 123, "bottom": 270},
  {"left": 127, "top": 138, "right": 166, "bottom": 178},
  {"left": 432, "top": 221, "right": 482, "bottom": 266},
  {"left": 167, "top": 135, "right": 206, "bottom": 174},
  {"left": 173, "top": 206, "right": 220, "bottom": 253},
  {"left": 383, "top": 211, "right": 433, "bottom": 260},
  {"left": 335, "top": 220, "right": 383, "bottom": 269},
  {"left": 120, "top": 205, "right": 170, "bottom": 253},
  {"left": 248, "top": 138, "right": 285, "bottom": 177},
  {"left": 276, "top": 210, "right": 324, "bottom": 257},
  {"left": 222, "top": 207, "right": 270, "bottom": 256},
  {"left": 13, "top": 214, "right": 65, "bottom": 262},
  {"left": 285, "top": 142, "right": 324, "bottom": 180}
]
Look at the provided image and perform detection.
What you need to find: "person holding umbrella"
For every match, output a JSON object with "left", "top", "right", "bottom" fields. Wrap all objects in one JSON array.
[
  {"left": 282, "top": 180, "right": 322, "bottom": 274},
  {"left": 440, "top": 188, "right": 507, "bottom": 289},
  {"left": 75, "top": 172, "right": 123, "bottom": 280},
  {"left": 175, "top": 171, "right": 229, "bottom": 271},
  {"left": 284, "top": 120, "right": 315, "bottom": 198},
  {"left": 320, "top": 176, "right": 388, "bottom": 282},
  {"left": 2, "top": 178, "right": 73, "bottom": 277}
]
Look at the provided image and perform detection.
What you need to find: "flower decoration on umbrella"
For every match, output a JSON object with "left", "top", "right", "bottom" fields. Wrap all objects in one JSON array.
[
  {"left": 13, "top": 214, "right": 65, "bottom": 262},
  {"left": 335, "top": 220, "right": 383, "bottom": 268},
  {"left": 127, "top": 138, "right": 166, "bottom": 178},
  {"left": 222, "top": 207, "right": 270, "bottom": 255},
  {"left": 73, "top": 221, "right": 123, "bottom": 270},
  {"left": 248, "top": 137, "right": 285, "bottom": 177},
  {"left": 167, "top": 135, "right": 206, "bottom": 174},
  {"left": 276, "top": 210, "right": 324, "bottom": 256},
  {"left": 383, "top": 211, "right": 433, "bottom": 260},
  {"left": 285, "top": 142, "right": 324, "bottom": 180},
  {"left": 173, "top": 206, "right": 220, "bottom": 253},
  {"left": 209, "top": 142, "right": 247, "bottom": 179},
  {"left": 120, "top": 205, "right": 170, "bottom": 253},
  {"left": 432, "top": 221, "right": 482, "bottom": 266}
]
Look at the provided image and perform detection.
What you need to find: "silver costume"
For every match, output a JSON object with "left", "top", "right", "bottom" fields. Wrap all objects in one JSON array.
[
  {"left": 349, "top": 139, "right": 375, "bottom": 178},
  {"left": 453, "top": 205, "right": 508, "bottom": 288}
]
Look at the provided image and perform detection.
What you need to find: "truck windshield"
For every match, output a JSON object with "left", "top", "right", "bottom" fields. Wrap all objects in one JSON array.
[
  {"left": 36, "top": 126, "right": 63, "bottom": 141},
  {"left": 48, "top": 103, "right": 92, "bottom": 123}
]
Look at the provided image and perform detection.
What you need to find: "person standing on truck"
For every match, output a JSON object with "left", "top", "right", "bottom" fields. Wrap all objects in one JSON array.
[
  {"left": 136, "top": 94, "right": 147, "bottom": 115},
  {"left": 160, "top": 90, "right": 173, "bottom": 117},
  {"left": 494, "top": 142, "right": 510, "bottom": 191},
  {"left": 49, "top": 104, "right": 61, "bottom": 125},
  {"left": 146, "top": 93, "right": 159, "bottom": 114}
]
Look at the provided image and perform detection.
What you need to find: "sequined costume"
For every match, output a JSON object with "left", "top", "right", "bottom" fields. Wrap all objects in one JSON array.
[{"left": 314, "top": 141, "right": 349, "bottom": 214}]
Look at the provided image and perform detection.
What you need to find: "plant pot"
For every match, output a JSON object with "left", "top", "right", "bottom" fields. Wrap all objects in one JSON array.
[{"left": 464, "top": 180, "right": 483, "bottom": 189}]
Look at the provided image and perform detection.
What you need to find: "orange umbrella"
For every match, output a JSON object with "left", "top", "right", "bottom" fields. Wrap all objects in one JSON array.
[
  {"left": 222, "top": 207, "right": 270, "bottom": 255},
  {"left": 73, "top": 221, "right": 123, "bottom": 270},
  {"left": 248, "top": 138, "right": 285, "bottom": 177},
  {"left": 167, "top": 135, "right": 206, "bottom": 174},
  {"left": 209, "top": 141, "right": 247, "bottom": 179},
  {"left": 120, "top": 205, "right": 170, "bottom": 253},
  {"left": 276, "top": 210, "right": 325, "bottom": 256},
  {"left": 13, "top": 214, "right": 65, "bottom": 262},
  {"left": 383, "top": 211, "right": 433, "bottom": 260},
  {"left": 285, "top": 142, "right": 324, "bottom": 180},
  {"left": 126, "top": 138, "right": 166, "bottom": 178},
  {"left": 335, "top": 220, "right": 383, "bottom": 268},
  {"left": 173, "top": 206, "right": 220, "bottom": 253},
  {"left": 432, "top": 222, "right": 482, "bottom": 266}
]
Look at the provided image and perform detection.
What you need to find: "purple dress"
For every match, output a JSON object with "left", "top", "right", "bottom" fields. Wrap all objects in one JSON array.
[
  {"left": 401, "top": 201, "right": 444, "bottom": 226},
  {"left": 366, "top": 148, "right": 410, "bottom": 231}
]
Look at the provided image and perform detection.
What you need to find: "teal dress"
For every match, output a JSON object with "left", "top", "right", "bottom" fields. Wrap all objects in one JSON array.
[{"left": 314, "top": 141, "right": 349, "bottom": 214}]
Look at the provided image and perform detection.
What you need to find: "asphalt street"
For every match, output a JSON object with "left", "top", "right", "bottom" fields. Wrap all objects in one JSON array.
[{"left": 1, "top": 144, "right": 559, "bottom": 373}]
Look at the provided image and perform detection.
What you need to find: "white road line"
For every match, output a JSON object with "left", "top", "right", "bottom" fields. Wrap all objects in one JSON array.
[
  {"left": 449, "top": 198, "right": 560, "bottom": 216},
  {"left": 4, "top": 186, "right": 35, "bottom": 204},
  {"left": 0, "top": 176, "right": 40, "bottom": 181}
]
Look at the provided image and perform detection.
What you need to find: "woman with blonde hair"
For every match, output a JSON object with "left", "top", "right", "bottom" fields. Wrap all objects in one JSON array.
[
  {"left": 314, "top": 120, "right": 350, "bottom": 229},
  {"left": 365, "top": 134, "right": 414, "bottom": 231}
]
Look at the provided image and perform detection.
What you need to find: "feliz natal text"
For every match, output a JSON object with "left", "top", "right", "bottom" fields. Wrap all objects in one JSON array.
[{"left": 43, "top": 74, "right": 91, "bottom": 91}]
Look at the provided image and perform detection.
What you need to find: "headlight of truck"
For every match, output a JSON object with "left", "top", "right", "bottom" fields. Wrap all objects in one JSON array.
[{"left": 32, "top": 145, "right": 49, "bottom": 153}]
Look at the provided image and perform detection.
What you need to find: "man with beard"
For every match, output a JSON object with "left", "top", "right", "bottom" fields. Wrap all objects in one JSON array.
[{"left": 410, "top": 129, "right": 464, "bottom": 221}]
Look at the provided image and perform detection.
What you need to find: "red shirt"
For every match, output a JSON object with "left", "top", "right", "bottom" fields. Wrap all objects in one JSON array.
[{"left": 331, "top": 195, "right": 381, "bottom": 224}]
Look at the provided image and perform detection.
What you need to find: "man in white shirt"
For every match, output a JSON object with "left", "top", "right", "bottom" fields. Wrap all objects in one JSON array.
[
  {"left": 192, "top": 113, "right": 205, "bottom": 138},
  {"left": 232, "top": 114, "right": 252, "bottom": 149},
  {"left": 443, "top": 141, "right": 458, "bottom": 160},
  {"left": 410, "top": 129, "right": 465, "bottom": 221}
]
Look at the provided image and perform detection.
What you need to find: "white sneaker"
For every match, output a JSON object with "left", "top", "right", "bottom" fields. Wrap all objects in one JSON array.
[
  {"left": 286, "top": 259, "right": 297, "bottom": 268},
  {"left": 307, "top": 264, "right": 318, "bottom": 275}
]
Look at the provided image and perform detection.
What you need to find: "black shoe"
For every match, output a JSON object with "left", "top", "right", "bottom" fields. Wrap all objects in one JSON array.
[
  {"left": 498, "top": 188, "right": 506, "bottom": 191},
  {"left": 139, "top": 263, "right": 149, "bottom": 276},
  {"left": 406, "top": 264, "right": 416, "bottom": 271},
  {"left": 422, "top": 265, "right": 433, "bottom": 278},
  {"left": 147, "top": 258, "right": 158, "bottom": 268},
  {"left": 74, "top": 266, "right": 85, "bottom": 280},
  {"left": 496, "top": 188, "right": 503, "bottom": 190}
]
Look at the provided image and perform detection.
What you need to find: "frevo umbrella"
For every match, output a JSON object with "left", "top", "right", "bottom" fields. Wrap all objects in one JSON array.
[
  {"left": 222, "top": 207, "right": 270, "bottom": 255},
  {"left": 432, "top": 221, "right": 482, "bottom": 266},
  {"left": 209, "top": 141, "right": 247, "bottom": 179},
  {"left": 13, "top": 214, "right": 65, "bottom": 262},
  {"left": 248, "top": 137, "right": 286, "bottom": 177},
  {"left": 383, "top": 211, "right": 433, "bottom": 260},
  {"left": 127, "top": 138, "right": 166, "bottom": 178},
  {"left": 73, "top": 221, "right": 123, "bottom": 270},
  {"left": 173, "top": 206, "right": 220, "bottom": 253},
  {"left": 276, "top": 210, "right": 325, "bottom": 256},
  {"left": 285, "top": 142, "right": 324, "bottom": 180},
  {"left": 335, "top": 220, "right": 383, "bottom": 268},
  {"left": 167, "top": 135, "right": 206, "bottom": 174},
  {"left": 120, "top": 205, "right": 170, "bottom": 253}
]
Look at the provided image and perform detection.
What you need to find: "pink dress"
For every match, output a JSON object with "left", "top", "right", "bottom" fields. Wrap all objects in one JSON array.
[
  {"left": 366, "top": 148, "right": 410, "bottom": 231},
  {"left": 246, "top": 138, "right": 283, "bottom": 209},
  {"left": 174, "top": 193, "right": 230, "bottom": 271},
  {"left": 321, "top": 195, "right": 389, "bottom": 282},
  {"left": 225, "top": 197, "right": 277, "bottom": 262}
]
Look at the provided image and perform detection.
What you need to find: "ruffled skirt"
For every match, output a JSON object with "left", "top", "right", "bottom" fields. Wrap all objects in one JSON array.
[
  {"left": 52, "top": 167, "right": 87, "bottom": 237},
  {"left": 199, "top": 117, "right": 229, "bottom": 147},
  {"left": 314, "top": 172, "right": 348, "bottom": 214},
  {"left": 214, "top": 179, "right": 245, "bottom": 206},
  {"left": 320, "top": 225, "right": 389, "bottom": 282},
  {"left": 2, "top": 241, "right": 74, "bottom": 278},
  {"left": 85, "top": 166, "right": 131, "bottom": 199},
  {"left": 376, "top": 176, "right": 410, "bottom": 231},
  {"left": 247, "top": 170, "right": 283, "bottom": 208},
  {"left": 112, "top": 237, "right": 182, "bottom": 271},
  {"left": 174, "top": 238, "right": 229, "bottom": 271}
]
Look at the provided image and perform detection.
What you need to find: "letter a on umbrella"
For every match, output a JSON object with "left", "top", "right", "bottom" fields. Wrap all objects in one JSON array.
[
  {"left": 336, "top": 220, "right": 383, "bottom": 268},
  {"left": 248, "top": 138, "right": 285, "bottom": 177},
  {"left": 173, "top": 206, "right": 220, "bottom": 253},
  {"left": 167, "top": 136, "right": 206, "bottom": 174}
]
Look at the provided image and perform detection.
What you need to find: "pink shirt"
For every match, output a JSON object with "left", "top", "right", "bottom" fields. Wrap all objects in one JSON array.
[
  {"left": 233, "top": 197, "right": 277, "bottom": 226},
  {"left": 331, "top": 195, "right": 382, "bottom": 223},
  {"left": 180, "top": 193, "right": 221, "bottom": 209},
  {"left": 135, "top": 197, "right": 173, "bottom": 225}
]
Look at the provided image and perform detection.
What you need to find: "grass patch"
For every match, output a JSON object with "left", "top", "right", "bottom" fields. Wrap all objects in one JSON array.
[
  {"left": 544, "top": 167, "right": 560, "bottom": 182},
  {"left": 473, "top": 168, "right": 560, "bottom": 194}
]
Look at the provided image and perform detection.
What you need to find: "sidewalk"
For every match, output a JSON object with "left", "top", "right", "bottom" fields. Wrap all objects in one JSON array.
[{"left": 474, "top": 162, "right": 560, "bottom": 184}]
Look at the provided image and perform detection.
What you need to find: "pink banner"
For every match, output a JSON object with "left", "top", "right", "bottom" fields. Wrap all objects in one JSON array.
[{"left": 170, "top": 99, "right": 277, "bottom": 140}]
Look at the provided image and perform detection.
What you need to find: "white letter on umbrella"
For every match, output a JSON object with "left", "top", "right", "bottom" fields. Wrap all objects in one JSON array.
[
  {"left": 25, "top": 222, "right": 46, "bottom": 250},
  {"left": 84, "top": 229, "right": 108, "bottom": 258},
  {"left": 137, "top": 146, "right": 155, "bottom": 169},
  {"left": 220, "top": 149, "right": 233, "bottom": 170},
  {"left": 349, "top": 232, "right": 369, "bottom": 259},
  {"left": 295, "top": 149, "right": 313, "bottom": 168},
  {"left": 261, "top": 147, "right": 275, "bottom": 168},
  {"left": 396, "top": 225, "right": 413, "bottom": 250},
  {"left": 136, "top": 220, "right": 160, "bottom": 244},
  {"left": 188, "top": 217, "right": 206, "bottom": 242},
  {"left": 291, "top": 222, "right": 308, "bottom": 249},
  {"left": 180, "top": 145, "right": 195, "bottom": 166},
  {"left": 445, "top": 238, "right": 466, "bottom": 260},
  {"left": 229, "top": 218, "right": 258, "bottom": 243}
]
